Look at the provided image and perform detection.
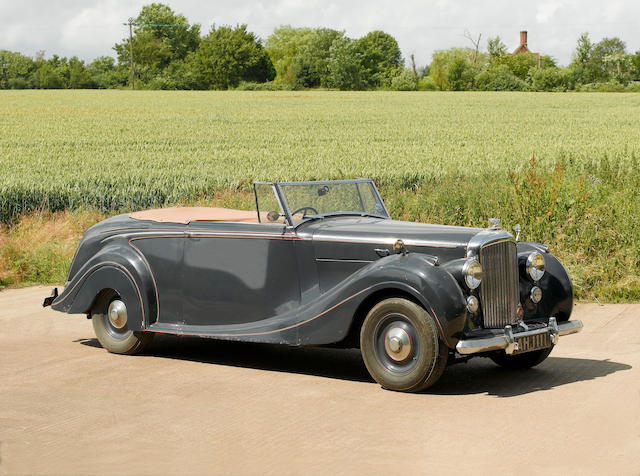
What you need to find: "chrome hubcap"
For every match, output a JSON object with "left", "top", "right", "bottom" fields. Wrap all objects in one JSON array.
[
  {"left": 107, "top": 300, "right": 127, "bottom": 330},
  {"left": 384, "top": 326, "right": 412, "bottom": 362}
]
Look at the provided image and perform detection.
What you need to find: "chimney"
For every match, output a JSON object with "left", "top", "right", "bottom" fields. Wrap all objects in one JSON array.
[{"left": 520, "top": 31, "right": 527, "bottom": 46}]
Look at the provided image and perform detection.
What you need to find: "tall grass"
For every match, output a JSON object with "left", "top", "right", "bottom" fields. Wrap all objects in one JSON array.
[{"left": 1, "top": 90, "right": 639, "bottom": 300}]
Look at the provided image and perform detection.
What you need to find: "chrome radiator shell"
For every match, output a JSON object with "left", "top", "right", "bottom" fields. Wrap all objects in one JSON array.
[{"left": 478, "top": 239, "right": 519, "bottom": 328}]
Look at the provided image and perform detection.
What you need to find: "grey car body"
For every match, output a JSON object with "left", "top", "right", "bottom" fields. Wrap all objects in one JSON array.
[{"left": 45, "top": 179, "right": 582, "bottom": 391}]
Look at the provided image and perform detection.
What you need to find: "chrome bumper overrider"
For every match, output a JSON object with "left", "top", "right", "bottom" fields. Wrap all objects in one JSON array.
[{"left": 456, "top": 317, "right": 583, "bottom": 355}]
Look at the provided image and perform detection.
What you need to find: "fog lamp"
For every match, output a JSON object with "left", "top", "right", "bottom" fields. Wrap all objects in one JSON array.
[
  {"left": 530, "top": 286, "right": 542, "bottom": 303},
  {"left": 466, "top": 295, "right": 479, "bottom": 314}
]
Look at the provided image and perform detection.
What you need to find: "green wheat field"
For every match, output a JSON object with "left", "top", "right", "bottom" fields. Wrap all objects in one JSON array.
[{"left": 1, "top": 90, "right": 639, "bottom": 300}]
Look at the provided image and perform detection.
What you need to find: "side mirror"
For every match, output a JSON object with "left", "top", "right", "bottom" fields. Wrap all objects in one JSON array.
[{"left": 266, "top": 210, "right": 281, "bottom": 222}]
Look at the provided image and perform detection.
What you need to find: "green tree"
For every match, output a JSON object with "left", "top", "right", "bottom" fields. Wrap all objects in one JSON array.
[
  {"left": 593, "top": 38, "right": 628, "bottom": 82},
  {"left": 355, "top": 30, "right": 403, "bottom": 88},
  {"left": 447, "top": 57, "right": 475, "bottom": 90},
  {"left": 290, "top": 28, "right": 344, "bottom": 88},
  {"left": 631, "top": 51, "right": 640, "bottom": 80},
  {"left": 195, "top": 24, "right": 274, "bottom": 90},
  {"left": 487, "top": 36, "right": 507, "bottom": 60},
  {"left": 266, "top": 26, "right": 315, "bottom": 85},
  {"left": 88, "top": 56, "right": 126, "bottom": 89},
  {"left": 37, "top": 63, "right": 63, "bottom": 89},
  {"left": 68, "top": 57, "right": 91, "bottom": 88},
  {"left": 571, "top": 34, "right": 628, "bottom": 83},
  {"left": 0, "top": 50, "right": 35, "bottom": 89},
  {"left": 113, "top": 3, "right": 200, "bottom": 85},
  {"left": 327, "top": 37, "right": 363, "bottom": 90},
  {"left": 429, "top": 48, "right": 479, "bottom": 90}
]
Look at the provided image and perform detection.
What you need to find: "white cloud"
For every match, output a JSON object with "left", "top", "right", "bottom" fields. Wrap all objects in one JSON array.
[
  {"left": 1, "top": 0, "right": 639, "bottom": 66},
  {"left": 536, "top": 1, "right": 564, "bottom": 24}
]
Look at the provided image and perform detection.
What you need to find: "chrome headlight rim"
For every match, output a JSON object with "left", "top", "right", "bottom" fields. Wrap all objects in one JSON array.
[
  {"left": 526, "top": 252, "right": 546, "bottom": 282},
  {"left": 462, "top": 258, "right": 482, "bottom": 290}
]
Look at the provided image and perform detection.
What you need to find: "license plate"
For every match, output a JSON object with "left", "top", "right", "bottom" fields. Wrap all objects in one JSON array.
[{"left": 514, "top": 332, "right": 552, "bottom": 354}]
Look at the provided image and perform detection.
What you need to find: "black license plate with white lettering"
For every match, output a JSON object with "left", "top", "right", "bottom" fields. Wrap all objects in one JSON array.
[{"left": 513, "top": 332, "right": 552, "bottom": 354}]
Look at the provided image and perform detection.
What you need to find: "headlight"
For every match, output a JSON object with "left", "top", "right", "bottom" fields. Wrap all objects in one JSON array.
[
  {"left": 526, "top": 252, "right": 545, "bottom": 281},
  {"left": 463, "top": 259, "right": 482, "bottom": 290}
]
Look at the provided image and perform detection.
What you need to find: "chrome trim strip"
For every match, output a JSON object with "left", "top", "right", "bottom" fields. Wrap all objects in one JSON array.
[
  {"left": 312, "top": 235, "right": 459, "bottom": 248},
  {"left": 456, "top": 319, "right": 583, "bottom": 355},
  {"left": 315, "top": 258, "right": 374, "bottom": 263}
]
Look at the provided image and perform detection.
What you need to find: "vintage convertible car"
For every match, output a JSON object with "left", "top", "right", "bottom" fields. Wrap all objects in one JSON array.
[{"left": 44, "top": 179, "right": 582, "bottom": 392}]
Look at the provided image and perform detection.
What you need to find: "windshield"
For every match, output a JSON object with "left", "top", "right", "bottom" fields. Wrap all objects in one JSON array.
[{"left": 279, "top": 180, "right": 388, "bottom": 224}]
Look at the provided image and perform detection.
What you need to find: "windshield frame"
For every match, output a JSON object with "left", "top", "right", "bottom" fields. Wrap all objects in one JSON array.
[{"left": 253, "top": 179, "right": 390, "bottom": 227}]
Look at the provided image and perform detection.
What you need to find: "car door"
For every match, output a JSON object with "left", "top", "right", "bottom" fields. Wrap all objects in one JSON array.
[{"left": 181, "top": 221, "right": 301, "bottom": 327}]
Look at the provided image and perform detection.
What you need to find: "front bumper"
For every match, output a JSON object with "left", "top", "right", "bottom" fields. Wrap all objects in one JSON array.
[{"left": 456, "top": 317, "right": 583, "bottom": 355}]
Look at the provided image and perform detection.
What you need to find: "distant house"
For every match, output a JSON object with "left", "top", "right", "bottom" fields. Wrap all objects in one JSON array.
[{"left": 511, "top": 30, "right": 541, "bottom": 67}]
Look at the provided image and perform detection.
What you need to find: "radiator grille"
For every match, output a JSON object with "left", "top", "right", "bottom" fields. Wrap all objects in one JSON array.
[{"left": 479, "top": 240, "right": 519, "bottom": 328}]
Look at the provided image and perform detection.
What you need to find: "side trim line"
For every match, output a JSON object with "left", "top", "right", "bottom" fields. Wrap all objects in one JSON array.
[{"left": 54, "top": 261, "right": 145, "bottom": 326}]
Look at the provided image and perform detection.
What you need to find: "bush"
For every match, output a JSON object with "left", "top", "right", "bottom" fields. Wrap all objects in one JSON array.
[
  {"left": 236, "top": 81, "right": 292, "bottom": 91},
  {"left": 476, "top": 65, "right": 531, "bottom": 91},
  {"left": 576, "top": 80, "right": 639, "bottom": 92},
  {"left": 8, "top": 78, "right": 27, "bottom": 89},
  {"left": 417, "top": 76, "right": 437, "bottom": 91},
  {"left": 532, "top": 67, "right": 564, "bottom": 91},
  {"left": 390, "top": 69, "right": 417, "bottom": 91}
]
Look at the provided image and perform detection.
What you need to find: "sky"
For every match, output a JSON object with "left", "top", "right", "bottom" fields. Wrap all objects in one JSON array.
[{"left": 1, "top": 0, "right": 639, "bottom": 67}]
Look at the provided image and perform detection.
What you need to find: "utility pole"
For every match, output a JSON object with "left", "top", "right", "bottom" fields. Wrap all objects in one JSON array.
[
  {"left": 122, "top": 19, "right": 184, "bottom": 90},
  {"left": 124, "top": 18, "right": 135, "bottom": 89}
]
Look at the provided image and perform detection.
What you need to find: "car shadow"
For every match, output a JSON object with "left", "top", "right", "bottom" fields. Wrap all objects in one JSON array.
[
  {"left": 75, "top": 336, "right": 631, "bottom": 396},
  {"left": 75, "top": 335, "right": 373, "bottom": 383},
  {"left": 430, "top": 357, "right": 632, "bottom": 397}
]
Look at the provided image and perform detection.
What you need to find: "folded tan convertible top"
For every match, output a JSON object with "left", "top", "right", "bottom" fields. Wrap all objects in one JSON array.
[{"left": 129, "top": 207, "right": 261, "bottom": 224}]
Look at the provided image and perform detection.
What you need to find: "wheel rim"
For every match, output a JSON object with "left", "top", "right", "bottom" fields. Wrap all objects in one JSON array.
[
  {"left": 103, "top": 299, "right": 130, "bottom": 339},
  {"left": 374, "top": 313, "right": 420, "bottom": 374},
  {"left": 108, "top": 300, "right": 127, "bottom": 330}
]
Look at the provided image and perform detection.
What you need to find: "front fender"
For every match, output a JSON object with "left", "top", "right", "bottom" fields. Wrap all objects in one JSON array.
[
  {"left": 356, "top": 253, "right": 468, "bottom": 348},
  {"left": 517, "top": 242, "right": 573, "bottom": 322},
  {"left": 50, "top": 240, "right": 157, "bottom": 331},
  {"left": 298, "top": 253, "right": 467, "bottom": 348}
]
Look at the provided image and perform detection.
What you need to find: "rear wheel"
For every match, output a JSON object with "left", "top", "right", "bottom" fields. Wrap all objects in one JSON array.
[
  {"left": 360, "top": 298, "right": 448, "bottom": 392},
  {"left": 490, "top": 346, "right": 554, "bottom": 370},
  {"left": 91, "top": 290, "right": 153, "bottom": 355}
]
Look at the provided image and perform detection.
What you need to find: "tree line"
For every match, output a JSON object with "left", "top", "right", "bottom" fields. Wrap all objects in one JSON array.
[{"left": 1, "top": 3, "right": 639, "bottom": 92}]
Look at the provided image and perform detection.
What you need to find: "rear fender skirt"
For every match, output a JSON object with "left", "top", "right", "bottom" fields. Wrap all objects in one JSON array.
[{"left": 50, "top": 242, "right": 156, "bottom": 331}]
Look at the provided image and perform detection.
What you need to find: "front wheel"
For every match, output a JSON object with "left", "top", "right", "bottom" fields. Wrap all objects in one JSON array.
[
  {"left": 360, "top": 298, "right": 448, "bottom": 392},
  {"left": 490, "top": 346, "right": 554, "bottom": 370},
  {"left": 91, "top": 290, "right": 153, "bottom": 355}
]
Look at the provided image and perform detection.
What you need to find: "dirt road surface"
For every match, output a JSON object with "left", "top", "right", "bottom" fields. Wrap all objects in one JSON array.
[{"left": 1, "top": 286, "right": 638, "bottom": 475}]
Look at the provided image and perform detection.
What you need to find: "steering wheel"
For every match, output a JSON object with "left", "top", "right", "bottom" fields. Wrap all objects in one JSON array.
[{"left": 291, "top": 206, "right": 319, "bottom": 218}]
